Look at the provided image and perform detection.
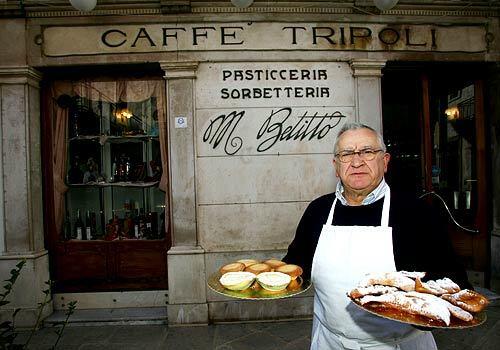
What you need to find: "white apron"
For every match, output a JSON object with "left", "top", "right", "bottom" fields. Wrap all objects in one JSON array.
[{"left": 310, "top": 190, "right": 437, "bottom": 350}]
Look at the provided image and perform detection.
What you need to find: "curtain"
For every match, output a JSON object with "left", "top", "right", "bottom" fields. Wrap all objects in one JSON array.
[{"left": 52, "top": 86, "right": 70, "bottom": 236}]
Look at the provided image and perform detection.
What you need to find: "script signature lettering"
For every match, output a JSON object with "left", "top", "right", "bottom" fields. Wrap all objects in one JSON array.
[
  {"left": 203, "top": 110, "right": 244, "bottom": 155},
  {"left": 256, "top": 107, "right": 346, "bottom": 152}
]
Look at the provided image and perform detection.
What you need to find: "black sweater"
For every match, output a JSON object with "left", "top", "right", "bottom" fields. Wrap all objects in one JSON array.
[{"left": 283, "top": 192, "right": 471, "bottom": 289}]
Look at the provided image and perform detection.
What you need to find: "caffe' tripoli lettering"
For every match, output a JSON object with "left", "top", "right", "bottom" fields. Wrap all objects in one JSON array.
[{"left": 100, "top": 25, "right": 437, "bottom": 49}]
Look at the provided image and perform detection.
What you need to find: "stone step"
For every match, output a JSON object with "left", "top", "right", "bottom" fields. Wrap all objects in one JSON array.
[{"left": 44, "top": 307, "right": 167, "bottom": 327}]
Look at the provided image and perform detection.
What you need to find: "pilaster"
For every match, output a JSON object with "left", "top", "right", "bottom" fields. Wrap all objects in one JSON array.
[
  {"left": 160, "top": 61, "right": 208, "bottom": 325},
  {"left": 161, "top": 61, "right": 198, "bottom": 247},
  {"left": 350, "top": 59, "right": 387, "bottom": 134},
  {"left": 0, "top": 66, "right": 51, "bottom": 327}
]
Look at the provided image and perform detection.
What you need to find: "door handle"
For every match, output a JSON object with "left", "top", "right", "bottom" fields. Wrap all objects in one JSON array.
[{"left": 419, "top": 191, "right": 479, "bottom": 234}]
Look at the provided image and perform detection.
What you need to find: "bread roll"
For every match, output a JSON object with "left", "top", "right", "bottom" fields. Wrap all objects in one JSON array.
[
  {"left": 220, "top": 262, "right": 245, "bottom": 274},
  {"left": 276, "top": 264, "right": 303, "bottom": 280},
  {"left": 237, "top": 259, "right": 260, "bottom": 267},
  {"left": 245, "top": 263, "right": 272, "bottom": 275},
  {"left": 264, "top": 259, "right": 286, "bottom": 270}
]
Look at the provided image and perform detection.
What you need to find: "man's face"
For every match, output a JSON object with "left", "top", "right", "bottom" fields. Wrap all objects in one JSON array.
[{"left": 333, "top": 128, "right": 390, "bottom": 195}]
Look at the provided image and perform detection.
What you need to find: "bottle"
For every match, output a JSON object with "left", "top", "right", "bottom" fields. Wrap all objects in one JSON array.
[
  {"left": 125, "top": 157, "right": 132, "bottom": 181},
  {"left": 111, "top": 157, "right": 117, "bottom": 182},
  {"left": 83, "top": 210, "right": 91, "bottom": 240},
  {"left": 112, "top": 210, "right": 121, "bottom": 239},
  {"left": 90, "top": 211, "right": 97, "bottom": 239},
  {"left": 63, "top": 212, "right": 72, "bottom": 241},
  {"left": 72, "top": 110, "right": 80, "bottom": 138},
  {"left": 147, "top": 211, "right": 158, "bottom": 239},
  {"left": 138, "top": 208, "right": 146, "bottom": 239},
  {"left": 133, "top": 208, "right": 140, "bottom": 239},
  {"left": 74, "top": 209, "right": 84, "bottom": 240},
  {"left": 123, "top": 211, "right": 133, "bottom": 238}
]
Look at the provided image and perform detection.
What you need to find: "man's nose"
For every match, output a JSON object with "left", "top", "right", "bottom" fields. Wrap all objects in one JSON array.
[{"left": 350, "top": 153, "right": 365, "bottom": 166}]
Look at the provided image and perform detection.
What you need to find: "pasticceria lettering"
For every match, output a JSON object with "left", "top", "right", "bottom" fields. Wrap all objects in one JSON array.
[
  {"left": 222, "top": 69, "right": 328, "bottom": 81},
  {"left": 100, "top": 25, "right": 437, "bottom": 49}
]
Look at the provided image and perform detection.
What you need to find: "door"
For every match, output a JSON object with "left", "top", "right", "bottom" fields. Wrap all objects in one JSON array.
[
  {"left": 382, "top": 63, "right": 490, "bottom": 286},
  {"left": 422, "top": 73, "right": 489, "bottom": 281}
]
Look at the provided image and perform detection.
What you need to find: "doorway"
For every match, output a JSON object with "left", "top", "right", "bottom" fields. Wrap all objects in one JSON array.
[{"left": 382, "top": 62, "right": 491, "bottom": 286}]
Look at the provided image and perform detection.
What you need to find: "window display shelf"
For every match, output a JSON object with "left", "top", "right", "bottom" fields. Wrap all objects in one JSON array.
[
  {"left": 68, "top": 181, "right": 160, "bottom": 188},
  {"left": 69, "top": 135, "right": 159, "bottom": 143}
]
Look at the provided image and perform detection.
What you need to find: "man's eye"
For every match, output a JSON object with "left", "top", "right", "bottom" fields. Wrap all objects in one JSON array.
[{"left": 362, "top": 150, "right": 376, "bottom": 155}]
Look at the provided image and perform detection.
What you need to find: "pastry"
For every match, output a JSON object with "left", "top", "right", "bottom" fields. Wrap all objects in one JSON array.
[
  {"left": 400, "top": 271, "right": 426, "bottom": 279},
  {"left": 264, "top": 259, "right": 286, "bottom": 270},
  {"left": 219, "top": 262, "right": 245, "bottom": 274},
  {"left": 433, "top": 278, "right": 461, "bottom": 294},
  {"left": 257, "top": 272, "right": 291, "bottom": 292},
  {"left": 441, "top": 289, "right": 489, "bottom": 313},
  {"left": 219, "top": 271, "right": 256, "bottom": 291},
  {"left": 359, "top": 271, "right": 416, "bottom": 292},
  {"left": 406, "top": 292, "right": 473, "bottom": 322},
  {"left": 415, "top": 277, "right": 448, "bottom": 295},
  {"left": 275, "top": 264, "right": 303, "bottom": 280},
  {"left": 237, "top": 259, "right": 260, "bottom": 267},
  {"left": 359, "top": 290, "right": 451, "bottom": 325},
  {"left": 245, "top": 263, "right": 272, "bottom": 275},
  {"left": 349, "top": 285, "right": 398, "bottom": 299}
]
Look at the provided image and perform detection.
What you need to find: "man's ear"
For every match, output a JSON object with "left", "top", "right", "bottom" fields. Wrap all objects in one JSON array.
[
  {"left": 333, "top": 157, "right": 340, "bottom": 177},
  {"left": 383, "top": 153, "right": 391, "bottom": 173}
]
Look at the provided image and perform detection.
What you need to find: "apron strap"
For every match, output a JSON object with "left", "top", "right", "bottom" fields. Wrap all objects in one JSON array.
[
  {"left": 326, "top": 187, "right": 391, "bottom": 227},
  {"left": 326, "top": 198, "right": 338, "bottom": 226},
  {"left": 381, "top": 187, "right": 391, "bottom": 227}
]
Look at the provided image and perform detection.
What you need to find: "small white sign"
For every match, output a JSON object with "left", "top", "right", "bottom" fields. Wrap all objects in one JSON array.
[{"left": 175, "top": 116, "right": 187, "bottom": 128}]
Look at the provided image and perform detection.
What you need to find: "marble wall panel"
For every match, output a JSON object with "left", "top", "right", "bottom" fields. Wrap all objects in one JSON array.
[
  {"left": 28, "top": 84, "right": 44, "bottom": 251},
  {"left": 0, "top": 19, "right": 27, "bottom": 65},
  {"left": 1, "top": 84, "right": 29, "bottom": 251},
  {"left": 198, "top": 202, "right": 310, "bottom": 252},
  {"left": 167, "top": 248, "right": 207, "bottom": 304},
  {"left": 197, "top": 154, "right": 336, "bottom": 205},
  {"left": 208, "top": 296, "right": 313, "bottom": 323}
]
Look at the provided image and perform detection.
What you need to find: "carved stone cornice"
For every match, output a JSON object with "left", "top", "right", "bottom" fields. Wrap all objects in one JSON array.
[
  {"left": 0, "top": 66, "right": 43, "bottom": 87},
  {"left": 3, "top": 1, "right": 497, "bottom": 18},
  {"left": 350, "top": 59, "right": 387, "bottom": 77},
  {"left": 160, "top": 0, "right": 191, "bottom": 14},
  {"left": 160, "top": 61, "right": 199, "bottom": 79}
]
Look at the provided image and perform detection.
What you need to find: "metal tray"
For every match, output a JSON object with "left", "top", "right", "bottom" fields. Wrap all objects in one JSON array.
[
  {"left": 208, "top": 272, "right": 312, "bottom": 300},
  {"left": 349, "top": 296, "right": 486, "bottom": 329}
]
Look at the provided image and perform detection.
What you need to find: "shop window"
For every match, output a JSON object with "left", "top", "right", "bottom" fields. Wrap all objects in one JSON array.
[{"left": 44, "top": 77, "right": 170, "bottom": 292}]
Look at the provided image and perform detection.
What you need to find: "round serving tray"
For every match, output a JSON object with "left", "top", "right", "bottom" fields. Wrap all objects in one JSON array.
[
  {"left": 349, "top": 296, "right": 486, "bottom": 329},
  {"left": 208, "top": 272, "right": 312, "bottom": 300}
]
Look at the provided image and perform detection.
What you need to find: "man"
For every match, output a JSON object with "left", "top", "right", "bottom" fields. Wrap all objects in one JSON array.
[{"left": 284, "top": 122, "right": 470, "bottom": 350}]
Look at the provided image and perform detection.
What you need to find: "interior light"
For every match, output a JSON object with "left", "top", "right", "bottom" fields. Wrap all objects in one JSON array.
[
  {"left": 115, "top": 109, "right": 133, "bottom": 121},
  {"left": 445, "top": 106, "right": 460, "bottom": 121}
]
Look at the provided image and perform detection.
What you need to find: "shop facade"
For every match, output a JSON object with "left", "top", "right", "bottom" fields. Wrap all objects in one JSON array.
[{"left": 0, "top": 1, "right": 499, "bottom": 327}]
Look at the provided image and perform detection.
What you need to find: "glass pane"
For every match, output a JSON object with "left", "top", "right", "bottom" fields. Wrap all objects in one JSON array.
[
  {"left": 382, "top": 69, "right": 423, "bottom": 195},
  {"left": 431, "top": 83, "right": 476, "bottom": 226},
  {"left": 67, "top": 140, "right": 102, "bottom": 184},
  {"left": 65, "top": 187, "right": 101, "bottom": 240},
  {"left": 62, "top": 79, "right": 164, "bottom": 242}
]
